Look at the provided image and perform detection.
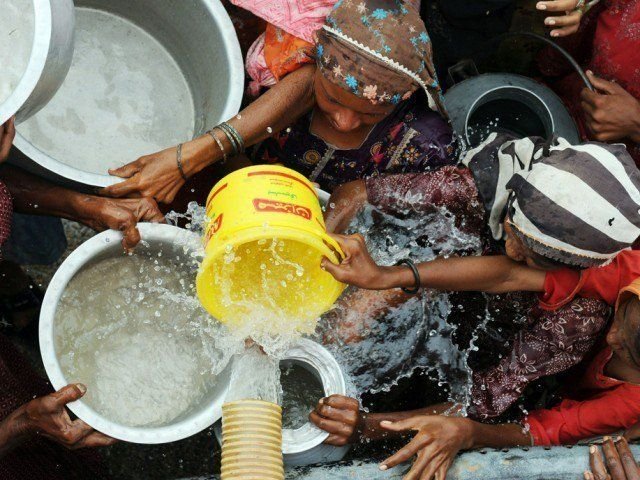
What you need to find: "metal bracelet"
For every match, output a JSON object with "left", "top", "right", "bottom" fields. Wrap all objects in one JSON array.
[
  {"left": 217, "top": 123, "right": 240, "bottom": 156},
  {"left": 575, "top": 0, "right": 586, "bottom": 11},
  {"left": 207, "top": 128, "right": 228, "bottom": 164},
  {"left": 396, "top": 259, "right": 421, "bottom": 295},
  {"left": 220, "top": 121, "right": 245, "bottom": 153},
  {"left": 176, "top": 143, "right": 188, "bottom": 181}
]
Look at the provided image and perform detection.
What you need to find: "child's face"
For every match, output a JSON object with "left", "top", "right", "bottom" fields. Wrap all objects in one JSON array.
[
  {"left": 503, "top": 221, "right": 545, "bottom": 269},
  {"left": 608, "top": 297, "right": 640, "bottom": 369}
]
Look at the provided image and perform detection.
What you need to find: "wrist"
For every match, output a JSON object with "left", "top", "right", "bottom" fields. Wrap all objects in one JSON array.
[
  {"left": 183, "top": 136, "right": 221, "bottom": 177},
  {"left": 454, "top": 418, "right": 476, "bottom": 450},
  {"left": 5, "top": 405, "right": 33, "bottom": 439}
]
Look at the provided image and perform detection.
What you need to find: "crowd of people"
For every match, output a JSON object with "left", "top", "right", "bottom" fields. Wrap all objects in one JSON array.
[{"left": 1, "top": 0, "right": 640, "bottom": 479}]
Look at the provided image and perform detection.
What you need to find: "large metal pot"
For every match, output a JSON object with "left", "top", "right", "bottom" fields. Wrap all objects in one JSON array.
[
  {"left": 14, "top": 0, "right": 244, "bottom": 189},
  {"left": 445, "top": 73, "right": 581, "bottom": 146},
  {"left": 214, "top": 338, "right": 351, "bottom": 467},
  {"left": 445, "top": 32, "right": 591, "bottom": 147},
  {"left": 0, "top": 0, "right": 75, "bottom": 126},
  {"left": 39, "top": 223, "right": 235, "bottom": 444}
]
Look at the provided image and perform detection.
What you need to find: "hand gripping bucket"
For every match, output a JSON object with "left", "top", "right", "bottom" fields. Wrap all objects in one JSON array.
[{"left": 196, "top": 166, "right": 345, "bottom": 329}]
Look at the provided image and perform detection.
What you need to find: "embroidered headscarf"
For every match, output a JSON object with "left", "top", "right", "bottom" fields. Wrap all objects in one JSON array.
[
  {"left": 463, "top": 133, "right": 640, "bottom": 268},
  {"left": 315, "top": 0, "right": 446, "bottom": 116}
]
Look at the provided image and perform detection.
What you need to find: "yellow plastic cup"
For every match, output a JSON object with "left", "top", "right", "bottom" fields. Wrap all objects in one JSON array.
[
  {"left": 221, "top": 400, "right": 283, "bottom": 480},
  {"left": 196, "top": 165, "right": 345, "bottom": 330}
]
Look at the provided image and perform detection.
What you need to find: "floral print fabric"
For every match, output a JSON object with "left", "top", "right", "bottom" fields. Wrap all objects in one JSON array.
[{"left": 316, "top": 0, "right": 445, "bottom": 114}]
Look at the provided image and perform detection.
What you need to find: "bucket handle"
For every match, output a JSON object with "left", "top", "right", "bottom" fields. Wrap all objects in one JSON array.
[{"left": 454, "top": 31, "right": 594, "bottom": 92}]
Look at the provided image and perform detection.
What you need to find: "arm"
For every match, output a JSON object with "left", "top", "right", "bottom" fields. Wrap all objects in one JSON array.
[
  {"left": 580, "top": 71, "right": 640, "bottom": 143},
  {"left": 376, "top": 415, "right": 531, "bottom": 479},
  {"left": 0, "top": 384, "right": 115, "bottom": 458},
  {"left": 311, "top": 396, "right": 530, "bottom": 480},
  {"left": 321, "top": 233, "right": 546, "bottom": 294},
  {"left": 324, "top": 180, "right": 367, "bottom": 234},
  {"left": 0, "top": 165, "right": 164, "bottom": 251},
  {"left": 102, "top": 64, "right": 317, "bottom": 203}
]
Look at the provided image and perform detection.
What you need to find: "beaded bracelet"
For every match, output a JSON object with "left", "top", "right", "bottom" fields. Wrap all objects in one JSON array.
[
  {"left": 176, "top": 143, "right": 188, "bottom": 181},
  {"left": 207, "top": 128, "right": 228, "bottom": 165},
  {"left": 396, "top": 259, "right": 421, "bottom": 295}
]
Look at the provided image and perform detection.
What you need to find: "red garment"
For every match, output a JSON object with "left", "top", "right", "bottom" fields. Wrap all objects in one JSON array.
[
  {"left": 540, "top": 250, "right": 640, "bottom": 310},
  {"left": 526, "top": 347, "right": 640, "bottom": 446},
  {"left": 544, "top": 0, "right": 640, "bottom": 164},
  {"left": 0, "top": 180, "right": 12, "bottom": 253}
]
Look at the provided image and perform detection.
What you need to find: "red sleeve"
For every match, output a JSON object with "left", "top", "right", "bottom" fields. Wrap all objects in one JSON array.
[
  {"left": 539, "top": 269, "right": 583, "bottom": 311},
  {"left": 526, "top": 384, "right": 640, "bottom": 446},
  {"left": 580, "top": 251, "right": 640, "bottom": 306},
  {"left": 539, "top": 251, "right": 640, "bottom": 311}
]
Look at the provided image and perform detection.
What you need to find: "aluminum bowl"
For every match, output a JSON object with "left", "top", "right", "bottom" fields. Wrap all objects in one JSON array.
[
  {"left": 0, "top": 0, "right": 75, "bottom": 126},
  {"left": 15, "top": 0, "right": 244, "bottom": 189},
  {"left": 39, "top": 223, "right": 234, "bottom": 444}
]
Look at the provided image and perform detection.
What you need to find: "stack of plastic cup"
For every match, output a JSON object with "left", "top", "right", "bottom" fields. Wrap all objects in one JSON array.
[{"left": 221, "top": 400, "right": 284, "bottom": 479}]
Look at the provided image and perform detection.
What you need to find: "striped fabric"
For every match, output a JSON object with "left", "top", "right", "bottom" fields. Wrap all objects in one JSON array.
[{"left": 462, "top": 133, "right": 640, "bottom": 268}]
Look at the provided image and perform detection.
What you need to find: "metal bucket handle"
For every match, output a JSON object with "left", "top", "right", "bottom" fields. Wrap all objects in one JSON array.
[{"left": 492, "top": 31, "right": 594, "bottom": 91}]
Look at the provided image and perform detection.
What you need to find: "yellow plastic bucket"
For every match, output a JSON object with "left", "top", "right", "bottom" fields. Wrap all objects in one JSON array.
[{"left": 196, "top": 165, "right": 344, "bottom": 331}]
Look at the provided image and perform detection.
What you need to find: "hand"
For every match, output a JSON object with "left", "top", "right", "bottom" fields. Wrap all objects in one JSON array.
[
  {"left": 585, "top": 437, "right": 640, "bottom": 480},
  {"left": 536, "top": 0, "right": 584, "bottom": 37},
  {"left": 309, "top": 395, "right": 362, "bottom": 446},
  {"left": 19, "top": 384, "right": 116, "bottom": 449},
  {"left": 320, "top": 233, "right": 392, "bottom": 289},
  {"left": 76, "top": 196, "right": 165, "bottom": 251},
  {"left": 0, "top": 117, "right": 15, "bottom": 163},
  {"left": 378, "top": 415, "right": 473, "bottom": 480},
  {"left": 102, "top": 145, "right": 188, "bottom": 204},
  {"left": 580, "top": 71, "right": 640, "bottom": 143}
]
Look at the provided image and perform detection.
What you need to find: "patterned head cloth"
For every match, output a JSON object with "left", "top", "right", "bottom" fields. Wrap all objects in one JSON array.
[
  {"left": 463, "top": 133, "right": 640, "bottom": 268},
  {"left": 315, "top": 0, "right": 446, "bottom": 116}
]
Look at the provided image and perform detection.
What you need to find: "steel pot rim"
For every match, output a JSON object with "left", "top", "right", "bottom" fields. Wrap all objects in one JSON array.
[
  {"left": 0, "top": 0, "right": 52, "bottom": 126},
  {"left": 15, "top": 0, "right": 245, "bottom": 188},
  {"left": 39, "top": 223, "right": 232, "bottom": 444}
]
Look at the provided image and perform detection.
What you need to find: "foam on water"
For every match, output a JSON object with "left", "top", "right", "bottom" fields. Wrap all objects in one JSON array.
[
  {"left": 54, "top": 251, "right": 242, "bottom": 427},
  {"left": 0, "top": 0, "right": 34, "bottom": 105},
  {"left": 315, "top": 199, "right": 485, "bottom": 410},
  {"left": 19, "top": 7, "right": 195, "bottom": 174}
]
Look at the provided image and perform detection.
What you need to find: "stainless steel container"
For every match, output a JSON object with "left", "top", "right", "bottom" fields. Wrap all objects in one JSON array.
[
  {"left": 14, "top": 0, "right": 244, "bottom": 189},
  {"left": 39, "top": 223, "right": 235, "bottom": 444},
  {"left": 0, "top": 0, "right": 75, "bottom": 125},
  {"left": 445, "top": 73, "right": 580, "bottom": 147},
  {"left": 214, "top": 338, "right": 351, "bottom": 467}
]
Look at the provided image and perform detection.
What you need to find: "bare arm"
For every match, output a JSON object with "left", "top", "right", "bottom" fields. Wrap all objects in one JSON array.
[
  {"left": 103, "top": 64, "right": 317, "bottom": 202},
  {"left": 1, "top": 165, "right": 164, "bottom": 250},
  {"left": 322, "top": 233, "right": 547, "bottom": 294}
]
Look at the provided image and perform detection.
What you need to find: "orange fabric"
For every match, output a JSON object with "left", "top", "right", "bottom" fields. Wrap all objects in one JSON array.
[
  {"left": 264, "top": 24, "right": 315, "bottom": 81},
  {"left": 539, "top": 251, "right": 640, "bottom": 311}
]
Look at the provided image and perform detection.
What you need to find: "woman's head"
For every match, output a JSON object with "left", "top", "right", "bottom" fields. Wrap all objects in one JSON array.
[
  {"left": 315, "top": 0, "right": 445, "bottom": 121},
  {"left": 465, "top": 134, "right": 640, "bottom": 269},
  {"left": 610, "top": 283, "right": 640, "bottom": 370},
  {"left": 314, "top": 69, "right": 395, "bottom": 133}
]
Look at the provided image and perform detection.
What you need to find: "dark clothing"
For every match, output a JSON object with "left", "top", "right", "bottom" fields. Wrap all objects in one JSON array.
[
  {"left": 421, "top": 0, "right": 516, "bottom": 84},
  {"left": 252, "top": 93, "right": 455, "bottom": 192}
]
